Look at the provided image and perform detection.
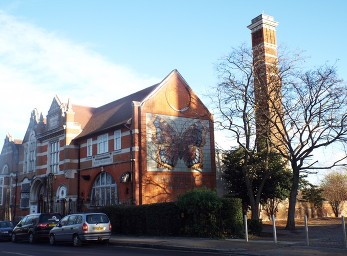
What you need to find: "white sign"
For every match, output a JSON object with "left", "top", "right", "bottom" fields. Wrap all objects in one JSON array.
[
  {"left": 93, "top": 153, "right": 112, "bottom": 167},
  {"left": 30, "top": 205, "right": 37, "bottom": 214}
]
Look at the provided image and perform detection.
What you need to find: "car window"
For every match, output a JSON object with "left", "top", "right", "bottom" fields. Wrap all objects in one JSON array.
[
  {"left": 59, "top": 216, "right": 69, "bottom": 226},
  {"left": 67, "top": 215, "right": 78, "bottom": 225},
  {"left": 32, "top": 217, "right": 39, "bottom": 225},
  {"left": 18, "top": 216, "right": 27, "bottom": 226},
  {"left": 25, "top": 216, "right": 36, "bottom": 225},
  {"left": 76, "top": 215, "right": 83, "bottom": 224},
  {"left": 86, "top": 214, "right": 109, "bottom": 224}
]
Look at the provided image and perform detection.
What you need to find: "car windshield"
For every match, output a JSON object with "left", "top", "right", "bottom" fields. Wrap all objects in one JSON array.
[
  {"left": 0, "top": 221, "right": 13, "bottom": 228},
  {"left": 86, "top": 214, "right": 109, "bottom": 224}
]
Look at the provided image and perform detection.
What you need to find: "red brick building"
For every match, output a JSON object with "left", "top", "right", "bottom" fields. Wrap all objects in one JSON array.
[{"left": 0, "top": 70, "right": 216, "bottom": 221}]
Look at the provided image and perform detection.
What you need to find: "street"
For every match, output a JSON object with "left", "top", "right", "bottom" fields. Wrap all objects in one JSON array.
[{"left": 0, "top": 241, "right": 226, "bottom": 256}]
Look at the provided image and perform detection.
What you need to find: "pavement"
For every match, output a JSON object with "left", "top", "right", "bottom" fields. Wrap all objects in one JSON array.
[{"left": 109, "top": 230, "right": 347, "bottom": 256}]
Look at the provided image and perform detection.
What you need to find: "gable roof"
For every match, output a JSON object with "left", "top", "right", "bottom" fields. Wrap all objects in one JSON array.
[{"left": 75, "top": 83, "right": 159, "bottom": 139}]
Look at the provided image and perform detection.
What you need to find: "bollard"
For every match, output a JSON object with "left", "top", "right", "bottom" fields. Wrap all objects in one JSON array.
[
  {"left": 304, "top": 215, "right": 309, "bottom": 246},
  {"left": 244, "top": 215, "right": 248, "bottom": 242},
  {"left": 342, "top": 216, "right": 347, "bottom": 249},
  {"left": 272, "top": 215, "right": 277, "bottom": 244}
]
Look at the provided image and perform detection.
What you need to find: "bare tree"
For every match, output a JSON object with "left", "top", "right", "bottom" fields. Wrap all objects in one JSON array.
[
  {"left": 212, "top": 44, "right": 284, "bottom": 220},
  {"left": 266, "top": 64, "right": 347, "bottom": 230},
  {"left": 212, "top": 44, "right": 347, "bottom": 229},
  {"left": 320, "top": 171, "right": 347, "bottom": 217}
]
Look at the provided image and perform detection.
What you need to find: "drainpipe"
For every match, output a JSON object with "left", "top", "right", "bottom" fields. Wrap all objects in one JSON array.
[
  {"left": 12, "top": 143, "right": 19, "bottom": 222},
  {"left": 124, "top": 118, "right": 134, "bottom": 205},
  {"left": 13, "top": 172, "right": 18, "bottom": 222},
  {"left": 77, "top": 143, "right": 81, "bottom": 212}
]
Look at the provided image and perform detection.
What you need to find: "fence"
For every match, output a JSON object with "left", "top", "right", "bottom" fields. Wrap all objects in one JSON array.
[{"left": 244, "top": 215, "right": 347, "bottom": 249}]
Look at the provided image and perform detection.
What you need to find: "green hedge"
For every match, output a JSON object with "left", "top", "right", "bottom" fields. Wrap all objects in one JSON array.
[
  {"left": 220, "top": 197, "right": 243, "bottom": 237},
  {"left": 99, "top": 189, "right": 243, "bottom": 238},
  {"left": 100, "top": 202, "right": 181, "bottom": 236}
]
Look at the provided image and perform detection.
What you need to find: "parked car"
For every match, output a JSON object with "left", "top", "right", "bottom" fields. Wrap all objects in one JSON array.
[
  {"left": 11, "top": 213, "right": 62, "bottom": 243},
  {"left": 0, "top": 221, "right": 14, "bottom": 241},
  {"left": 49, "top": 212, "right": 112, "bottom": 246}
]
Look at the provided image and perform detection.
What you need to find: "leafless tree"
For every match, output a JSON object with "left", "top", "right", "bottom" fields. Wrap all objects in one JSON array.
[
  {"left": 211, "top": 44, "right": 347, "bottom": 229},
  {"left": 266, "top": 64, "right": 347, "bottom": 230},
  {"left": 320, "top": 171, "right": 347, "bottom": 217},
  {"left": 211, "top": 44, "right": 269, "bottom": 220}
]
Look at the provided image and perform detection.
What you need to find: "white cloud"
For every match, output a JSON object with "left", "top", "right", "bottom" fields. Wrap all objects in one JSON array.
[{"left": 0, "top": 11, "right": 159, "bottom": 146}]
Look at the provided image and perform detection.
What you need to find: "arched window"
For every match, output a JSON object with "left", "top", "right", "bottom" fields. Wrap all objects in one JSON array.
[
  {"left": 90, "top": 172, "right": 118, "bottom": 206},
  {"left": 1, "top": 165, "right": 8, "bottom": 175},
  {"left": 24, "top": 132, "right": 36, "bottom": 173}
]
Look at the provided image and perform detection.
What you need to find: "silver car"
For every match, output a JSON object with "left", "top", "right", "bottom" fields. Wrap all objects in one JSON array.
[{"left": 49, "top": 213, "right": 112, "bottom": 246}]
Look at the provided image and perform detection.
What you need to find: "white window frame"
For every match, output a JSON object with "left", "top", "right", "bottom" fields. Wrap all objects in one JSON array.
[
  {"left": 50, "top": 140, "right": 60, "bottom": 174},
  {"left": 90, "top": 172, "right": 118, "bottom": 206},
  {"left": 114, "top": 130, "right": 121, "bottom": 151},
  {"left": 87, "top": 138, "right": 93, "bottom": 157},
  {"left": 97, "top": 134, "right": 108, "bottom": 154}
]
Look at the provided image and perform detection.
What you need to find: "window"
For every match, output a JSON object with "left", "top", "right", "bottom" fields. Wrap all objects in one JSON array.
[
  {"left": 29, "top": 134, "right": 36, "bottom": 172},
  {"left": 97, "top": 134, "right": 108, "bottom": 154},
  {"left": 24, "top": 133, "right": 36, "bottom": 173},
  {"left": 60, "top": 216, "right": 69, "bottom": 226},
  {"left": 23, "top": 147, "right": 28, "bottom": 173},
  {"left": 9, "top": 175, "right": 13, "bottom": 206},
  {"left": 87, "top": 138, "right": 93, "bottom": 157},
  {"left": 90, "top": 172, "right": 117, "bottom": 206},
  {"left": 114, "top": 130, "right": 121, "bottom": 150},
  {"left": 0, "top": 177, "right": 3, "bottom": 206},
  {"left": 50, "top": 141, "right": 59, "bottom": 174},
  {"left": 1, "top": 165, "right": 8, "bottom": 175}
]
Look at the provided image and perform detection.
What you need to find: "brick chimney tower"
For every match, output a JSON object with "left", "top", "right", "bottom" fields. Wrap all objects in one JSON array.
[{"left": 248, "top": 14, "right": 282, "bottom": 152}]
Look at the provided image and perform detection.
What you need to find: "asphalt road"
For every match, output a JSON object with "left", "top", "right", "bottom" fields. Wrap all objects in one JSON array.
[{"left": 0, "top": 241, "right": 226, "bottom": 256}]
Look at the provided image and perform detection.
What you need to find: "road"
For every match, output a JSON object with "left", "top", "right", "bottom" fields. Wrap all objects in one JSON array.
[{"left": 0, "top": 241, "right": 225, "bottom": 256}]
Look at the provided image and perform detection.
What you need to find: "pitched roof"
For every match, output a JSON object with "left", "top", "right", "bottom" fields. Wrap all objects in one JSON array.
[
  {"left": 75, "top": 83, "right": 159, "bottom": 139},
  {"left": 70, "top": 104, "right": 95, "bottom": 130}
]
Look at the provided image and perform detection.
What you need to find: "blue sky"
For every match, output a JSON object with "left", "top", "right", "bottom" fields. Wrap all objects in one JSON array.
[{"left": 0, "top": 1, "right": 346, "bottom": 182}]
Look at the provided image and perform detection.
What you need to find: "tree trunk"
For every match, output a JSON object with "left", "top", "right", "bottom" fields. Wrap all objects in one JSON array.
[
  {"left": 330, "top": 201, "right": 340, "bottom": 217},
  {"left": 286, "top": 168, "right": 300, "bottom": 230},
  {"left": 244, "top": 174, "right": 259, "bottom": 220}
]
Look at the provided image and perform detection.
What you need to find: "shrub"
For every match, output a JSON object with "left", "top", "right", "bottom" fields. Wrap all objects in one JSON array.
[
  {"left": 177, "top": 188, "right": 222, "bottom": 237},
  {"left": 220, "top": 197, "right": 243, "bottom": 237}
]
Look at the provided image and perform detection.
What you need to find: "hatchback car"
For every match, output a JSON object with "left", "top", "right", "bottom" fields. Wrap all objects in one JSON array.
[
  {"left": 49, "top": 213, "right": 112, "bottom": 246},
  {"left": 11, "top": 213, "right": 62, "bottom": 243},
  {"left": 0, "top": 221, "right": 14, "bottom": 241}
]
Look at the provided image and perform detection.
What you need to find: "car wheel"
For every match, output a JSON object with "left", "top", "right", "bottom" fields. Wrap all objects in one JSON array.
[
  {"left": 11, "top": 233, "right": 17, "bottom": 242},
  {"left": 29, "top": 233, "right": 36, "bottom": 244},
  {"left": 73, "top": 234, "right": 81, "bottom": 247},
  {"left": 49, "top": 234, "right": 55, "bottom": 245}
]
